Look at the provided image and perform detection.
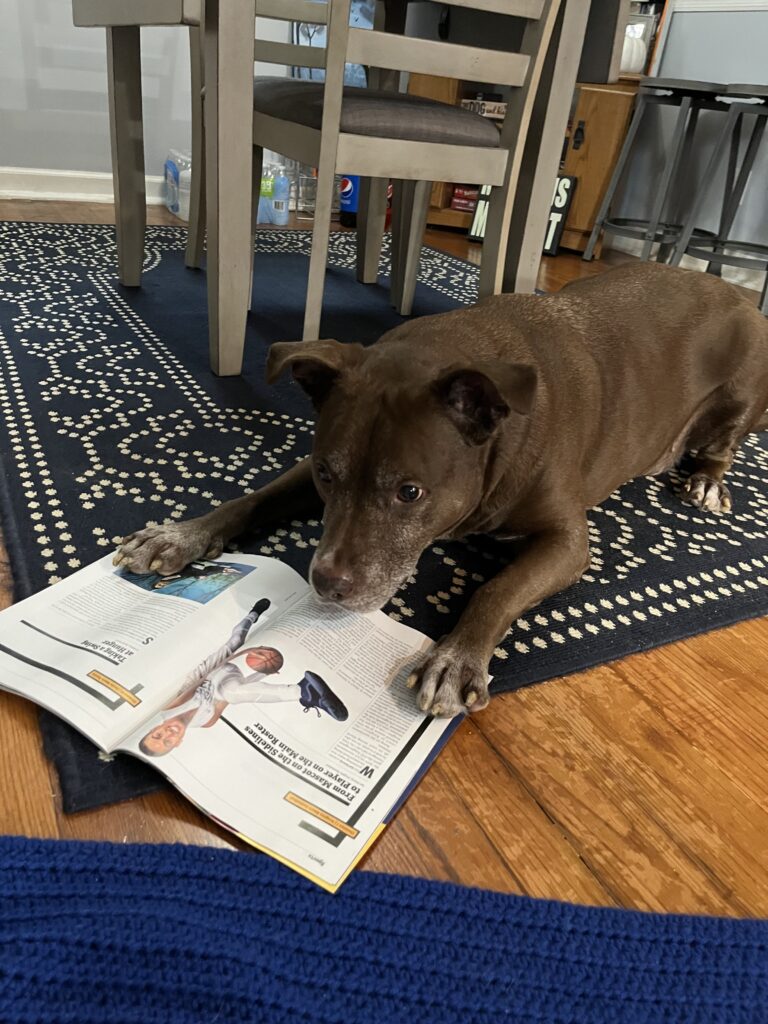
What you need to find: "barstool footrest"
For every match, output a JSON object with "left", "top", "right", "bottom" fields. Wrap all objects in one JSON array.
[
  {"left": 685, "top": 240, "right": 768, "bottom": 272},
  {"left": 603, "top": 217, "right": 715, "bottom": 246}
]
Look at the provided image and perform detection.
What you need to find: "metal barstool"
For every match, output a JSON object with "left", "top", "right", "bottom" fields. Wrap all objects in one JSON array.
[
  {"left": 670, "top": 84, "right": 768, "bottom": 314},
  {"left": 584, "top": 78, "right": 728, "bottom": 262}
]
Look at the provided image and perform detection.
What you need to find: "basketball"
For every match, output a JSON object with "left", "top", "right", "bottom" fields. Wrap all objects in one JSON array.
[{"left": 244, "top": 646, "right": 283, "bottom": 674}]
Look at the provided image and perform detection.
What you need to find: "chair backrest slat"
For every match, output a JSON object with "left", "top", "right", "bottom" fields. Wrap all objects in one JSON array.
[
  {"left": 347, "top": 28, "right": 530, "bottom": 88},
  {"left": 254, "top": 40, "right": 327, "bottom": 69},
  {"left": 256, "top": 0, "right": 328, "bottom": 24}
]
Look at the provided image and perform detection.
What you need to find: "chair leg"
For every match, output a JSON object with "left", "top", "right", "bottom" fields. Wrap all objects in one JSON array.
[
  {"left": 204, "top": 0, "right": 255, "bottom": 376},
  {"left": 669, "top": 105, "right": 738, "bottom": 267},
  {"left": 248, "top": 146, "right": 263, "bottom": 310},
  {"left": 583, "top": 92, "right": 648, "bottom": 262},
  {"left": 303, "top": 161, "right": 336, "bottom": 341},
  {"left": 106, "top": 26, "right": 145, "bottom": 287},
  {"left": 493, "top": 0, "right": 590, "bottom": 293},
  {"left": 390, "top": 180, "right": 430, "bottom": 316},
  {"left": 356, "top": 177, "right": 388, "bottom": 285},
  {"left": 389, "top": 180, "right": 407, "bottom": 308},
  {"left": 641, "top": 94, "right": 692, "bottom": 262},
  {"left": 185, "top": 23, "right": 206, "bottom": 270}
]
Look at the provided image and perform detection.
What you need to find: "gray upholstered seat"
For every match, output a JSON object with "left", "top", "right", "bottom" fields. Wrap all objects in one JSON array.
[{"left": 252, "top": 77, "right": 502, "bottom": 148}]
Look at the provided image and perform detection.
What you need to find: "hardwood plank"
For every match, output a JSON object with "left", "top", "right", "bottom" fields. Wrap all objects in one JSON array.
[
  {"left": 0, "top": 692, "right": 60, "bottom": 840},
  {"left": 481, "top": 665, "right": 768, "bottom": 915},
  {"left": 616, "top": 619, "right": 768, "bottom": 813},
  {"left": 363, "top": 746, "right": 524, "bottom": 892},
  {"left": 422, "top": 721, "right": 615, "bottom": 905}
]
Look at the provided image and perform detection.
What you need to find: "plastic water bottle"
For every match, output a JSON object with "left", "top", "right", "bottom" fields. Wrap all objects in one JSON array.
[
  {"left": 178, "top": 166, "right": 192, "bottom": 221},
  {"left": 272, "top": 172, "right": 291, "bottom": 226},
  {"left": 163, "top": 149, "right": 192, "bottom": 219},
  {"left": 257, "top": 167, "right": 276, "bottom": 224}
]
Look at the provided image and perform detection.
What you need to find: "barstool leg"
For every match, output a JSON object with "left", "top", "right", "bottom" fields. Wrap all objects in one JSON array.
[
  {"left": 669, "top": 105, "right": 739, "bottom": 268},
  {"left": 657, "top": 104, "right": 700, "bottom": 263},
  {"left": 709, "top": 111, "right": 767, "bottom": 275},
  {"left": 707, "top": 112, "right": 744, "bottom": 276},
  {"left": 641, "top": 94, "right": 692, "bottom": 262},
  {"left": 760, "top": 274, "right": 768, "bottom": 317},
  {"left": 583, "top": 93, "right": 648, "bottom": 261}
]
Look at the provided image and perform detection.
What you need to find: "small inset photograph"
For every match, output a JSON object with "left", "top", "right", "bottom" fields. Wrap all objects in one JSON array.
[{"left": 117, "top": 560, "right": 255, "bottom": 605}]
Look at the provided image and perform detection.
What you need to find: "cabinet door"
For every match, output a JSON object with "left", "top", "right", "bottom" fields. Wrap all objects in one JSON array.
[{"left": 561, "top": 83, "right": 637, "bottom": 250}]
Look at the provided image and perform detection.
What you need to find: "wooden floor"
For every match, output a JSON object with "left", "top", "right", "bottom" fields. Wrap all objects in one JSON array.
[{"left": 1, "top": 199, "right": 766, "bottom": 915}]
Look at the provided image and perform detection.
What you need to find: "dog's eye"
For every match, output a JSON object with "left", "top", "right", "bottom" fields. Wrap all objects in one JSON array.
[
  {"left": 316, "top": 462, "right": 332, "bottom": 485},
  {"left": 397, "top": 484, "right": 424, "bottom": 503}
]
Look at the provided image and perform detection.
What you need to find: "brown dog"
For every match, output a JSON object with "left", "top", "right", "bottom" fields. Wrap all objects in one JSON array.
[{"left": 114, "top": 264, "right": 768, "bottom": 716}]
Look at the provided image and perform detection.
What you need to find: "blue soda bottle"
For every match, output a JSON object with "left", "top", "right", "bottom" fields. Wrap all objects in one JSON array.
[{"left": 339, "top": 174, "right": 360, "bottom": 227}]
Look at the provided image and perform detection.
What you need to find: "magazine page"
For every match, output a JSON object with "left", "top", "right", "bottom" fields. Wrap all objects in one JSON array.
[
  {"left": 0, "top": 552, "right": 307, "bottom": 752},
  {"left": 119, "top": 591, "right": 460, "bottom": 892}
]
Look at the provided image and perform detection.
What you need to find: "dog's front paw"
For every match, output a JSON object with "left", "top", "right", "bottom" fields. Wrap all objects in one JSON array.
[
  {"left": 406, "top": 641, "right": 491, "bottom": 717},
  {"left": 680, "top": 473, "right": 732, "bottom": 513},
  {"left": 112, "top": 522, "right": 223, "bottom": 575}
]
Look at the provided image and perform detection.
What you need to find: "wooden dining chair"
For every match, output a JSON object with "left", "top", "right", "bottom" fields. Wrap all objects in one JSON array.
[
  {"left": 186, "top": 0, "right": 563, "bottom": 339},
  {"left": 246, "top": 0, "right": 562, "bottom": 339}
]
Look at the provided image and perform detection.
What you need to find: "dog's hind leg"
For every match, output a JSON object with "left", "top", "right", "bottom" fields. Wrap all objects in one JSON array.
[{"left": 678, "top": 399, "right": 754, "bottom": 514}]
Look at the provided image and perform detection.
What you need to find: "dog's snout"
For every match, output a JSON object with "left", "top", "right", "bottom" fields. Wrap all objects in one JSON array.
[{"left": 312, "top": 563, "right": 354, "bottom": 602}]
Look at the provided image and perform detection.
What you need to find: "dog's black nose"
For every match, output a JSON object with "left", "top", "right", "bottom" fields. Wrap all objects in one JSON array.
[{"left": 312, "top": 566, "right": 353, "bottom": 602}]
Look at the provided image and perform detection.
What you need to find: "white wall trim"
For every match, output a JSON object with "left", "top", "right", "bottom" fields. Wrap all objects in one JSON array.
[{"left": 0, "top": 167, "right": 166, "bottom": 205}]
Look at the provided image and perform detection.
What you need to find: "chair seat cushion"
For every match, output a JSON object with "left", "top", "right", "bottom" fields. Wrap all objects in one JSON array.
[{"left": 252, "top": 77, "right": 502, "bottom": 148}]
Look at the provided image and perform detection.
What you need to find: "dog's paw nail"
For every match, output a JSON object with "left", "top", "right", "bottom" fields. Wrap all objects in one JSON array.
[
  {"left": 722, "top": 496, "right": 732, "bottom": 511},
  {"left": 430, "top": 703, "right": 444, "bottom": 717},
  {"left": 406, "top": 671, "right": 419, "bottom": 689},
  {"left": 112, "top": 554, "right": 125, "bottom": 567},
  {"left": 465, "top": 690, "right": 478, "bottom": 707},
  {"left": 149, "top": 559, "right": 163, "bottom": 572}
]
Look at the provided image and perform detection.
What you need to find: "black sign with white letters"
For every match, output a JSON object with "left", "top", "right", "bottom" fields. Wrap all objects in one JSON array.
[{"left": 543, "top": 176, "right": 577, "bottom": 256}]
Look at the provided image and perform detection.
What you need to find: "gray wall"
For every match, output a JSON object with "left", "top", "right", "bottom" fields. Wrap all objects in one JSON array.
[
  {"left": 0, "top": 1, "right": 193, "bottom": 177},
  {"left": 0, "top": 0, "right": 288, "bottom": 180},
  {"left": 613, "top": 10, "right": 768, "bottom": 247}
]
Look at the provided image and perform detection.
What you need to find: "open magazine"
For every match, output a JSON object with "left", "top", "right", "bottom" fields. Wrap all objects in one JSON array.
[{"left": 0, "top": 553, "right": 462, "bottom": 891}]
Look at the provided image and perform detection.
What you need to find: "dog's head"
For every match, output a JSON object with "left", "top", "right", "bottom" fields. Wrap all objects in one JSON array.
[{"left": 268, "top": 338, "right": 536, "bottom": 612}]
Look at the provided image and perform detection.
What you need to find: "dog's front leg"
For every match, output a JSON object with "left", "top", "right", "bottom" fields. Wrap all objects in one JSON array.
[
  {"left": 409, "top": 521, "right": 589, "bottom": 717},
  {"left": 114, "top": 457, "right": 321, "bottom": 574}
]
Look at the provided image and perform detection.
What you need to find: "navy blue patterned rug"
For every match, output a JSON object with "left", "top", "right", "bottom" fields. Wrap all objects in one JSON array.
[
  {"left": 1, "top": 835, "right": 766, "bottom": 1024},
  {"left": 0, "top": 220, "right": 767, "bottom": 811}
]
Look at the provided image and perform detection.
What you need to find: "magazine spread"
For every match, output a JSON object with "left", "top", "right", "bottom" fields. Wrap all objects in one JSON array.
[{"left": 0, "top": 553, "right": 460, "bottom": 891}]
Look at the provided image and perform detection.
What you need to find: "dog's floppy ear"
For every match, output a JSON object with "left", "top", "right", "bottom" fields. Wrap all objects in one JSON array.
[
  {"left": 266, "top": 339, "right": 364, "bottom": 406},
  {"left": 433, "top": 362, "right": 537, "bottom": 445}
]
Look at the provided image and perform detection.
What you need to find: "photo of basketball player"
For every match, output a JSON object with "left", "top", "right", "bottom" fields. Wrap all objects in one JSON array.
[
  {"left": 138, "top": 598, "right": 348, "bottom": 757},
  {"left": 116, "top": 560, "right": 254, "bottom": 605}
]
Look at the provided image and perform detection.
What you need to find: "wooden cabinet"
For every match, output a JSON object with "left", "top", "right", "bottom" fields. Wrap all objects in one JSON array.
[
  {"left": 405, "top": 73, "right": 640, "bottom": 248},
  {"left": 560, "top": 77, "right": 638, "bottom": 255}
]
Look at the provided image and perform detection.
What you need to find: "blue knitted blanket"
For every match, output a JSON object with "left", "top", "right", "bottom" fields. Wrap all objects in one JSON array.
[{"left": 1, "top": 836, "right": 765, "bottom": 1023}]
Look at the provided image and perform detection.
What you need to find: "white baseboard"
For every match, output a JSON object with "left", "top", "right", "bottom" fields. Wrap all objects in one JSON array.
[
  {"left": 608, "top": 236, "right": 764, "bottom": 293},
  {"left": 0, "top": 167, "right": 166, "bottom": 205}
]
